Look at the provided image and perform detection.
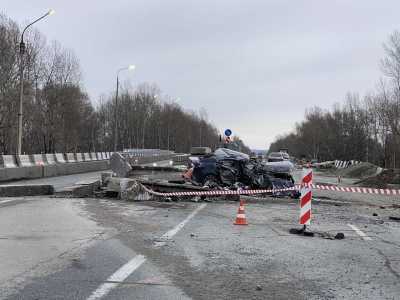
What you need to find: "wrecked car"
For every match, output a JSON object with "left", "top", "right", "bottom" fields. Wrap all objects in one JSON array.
[{"left": 186, "top": 148, "right": 300, "bottom": 198}]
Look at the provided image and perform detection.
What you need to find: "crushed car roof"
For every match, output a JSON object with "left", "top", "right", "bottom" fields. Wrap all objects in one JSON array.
[{"left": 214, "top": 148, "right": 250, "bottom": 161}]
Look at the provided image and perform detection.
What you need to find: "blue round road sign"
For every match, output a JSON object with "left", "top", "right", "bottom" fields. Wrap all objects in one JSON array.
[{"left": 224, "top": 129, "right": 232, "bottom": 137}]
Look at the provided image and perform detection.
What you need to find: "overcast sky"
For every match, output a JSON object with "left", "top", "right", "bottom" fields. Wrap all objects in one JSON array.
[{"left": 3, "top": 1, "right": 399, "bottom": 149}]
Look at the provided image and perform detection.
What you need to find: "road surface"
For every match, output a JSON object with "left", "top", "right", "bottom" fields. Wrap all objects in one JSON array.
[{"left": 1, "top": 186, "right": 399, "bottom": 299}]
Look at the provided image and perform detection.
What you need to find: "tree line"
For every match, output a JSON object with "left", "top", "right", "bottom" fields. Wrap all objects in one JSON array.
[
  {"left": 269, "top": 31, "right": 400, "bottom": 168},
  {"left": 0, "top": 13, "right": 228, "bottom": 154}
]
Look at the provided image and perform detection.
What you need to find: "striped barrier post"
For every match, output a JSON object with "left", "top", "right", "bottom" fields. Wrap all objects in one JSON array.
[{"left": 300, "top": 168, "right": 312, "bottom": 228}]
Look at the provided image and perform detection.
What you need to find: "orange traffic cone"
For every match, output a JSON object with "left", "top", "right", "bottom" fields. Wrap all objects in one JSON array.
[{"left": 234, "top": 200, "right": 248, "bottom": 225}]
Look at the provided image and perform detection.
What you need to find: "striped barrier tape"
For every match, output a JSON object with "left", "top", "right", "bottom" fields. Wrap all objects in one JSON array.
[
  {"left": 308, "top": 184, "right": 399, "bottom": 195},
  {"left": 141, "top": 184, "right": 297, "bottom": 197},
  {"left": 140, "top": 183, "right": 400, "bottom": 197}
]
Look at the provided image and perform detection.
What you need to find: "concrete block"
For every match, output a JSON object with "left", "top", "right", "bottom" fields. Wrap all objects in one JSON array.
[
  {"left": 2, "top": 155, "right": 18, "bottom": 168},
  {"left": 55, "top": 180, "right": 100, "bottom": 197},
  {"left": 110, "top": 153, "right": 132, "bottom": 177},
  {"left": 91, "top": 152, "right": 98, "bottom": 160},
  {"left": 0, "top": 168, "right": 7, "bottom": 181},
  {"left": 33, "top": 154, "right": 46, "bottom": 166},
  {"left": 21, "top": 166, "right": 43, "bottom": 179},
  {"left": 3, "top": 167, "right": 27, "bottom": 181},
  {"left": 17, "top": 155, "right": 33, "bottom": 167},
  {"left": 45, "top": 154, "right": 56, "bottom": 165},
  {"left": 76, "top": 153, "right": 84, "bottom": 162},
  {"left": 55, "top": 153, "right": 66, "bottom": 163},
  {"left": 0, "top": 184, "right": 54, "bottom": 197},
  {"left": 43, "top": 164, "right": 58, "bottom": 177},
  {"left": 83, "top": 153, "right": 91, "bottom": 161},
  {"left": 66, "top": 153, "right": 76, "bottom": 163}
]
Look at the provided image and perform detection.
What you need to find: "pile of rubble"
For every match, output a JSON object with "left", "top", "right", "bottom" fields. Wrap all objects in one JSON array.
[{"left": 355, "top": 168, "right": 400, "bottom": 189}]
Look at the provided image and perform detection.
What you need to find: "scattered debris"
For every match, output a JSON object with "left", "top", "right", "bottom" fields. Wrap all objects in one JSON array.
[
  {"left": 355, "top": 168, "right": 400, "bottom": 189},
  {"left": 373, "top": 213, "right": 378, "bottom": 217},
  {"left": 335, "top": 233, "right": 345, "bottom": 239},
  {"left": 256, "top": 285, "right": 262, "bottom": 291},
  {"left": 389, "top": 216, "right": 400, "bottom": 222},
  {"left": 289, "top": 227, "right": 314, "bottom": 237},
  {"left": 190, "top": 233, "right": 195, "bottom": 238}
]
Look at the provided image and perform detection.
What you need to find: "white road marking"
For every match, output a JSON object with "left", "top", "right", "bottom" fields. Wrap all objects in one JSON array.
[
  {"left": 87, "top": 204, "right": 206, "bottom": 299},
  {"left": 347, "top": 224, "right": 372, "bottom": 241},
  {"left": 154, "top": 203, "right": 207, "bottom": 247},
  {"left": 87, "top": 255, "right": 146, "bottom": 300},
  {"left": 0, "top": 199, "right": 17, "bottom": 204}
]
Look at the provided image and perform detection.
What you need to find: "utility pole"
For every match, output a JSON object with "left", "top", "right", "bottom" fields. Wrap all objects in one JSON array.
[
  {"left": 113, "top": 65, "right": 135, "bottom": 152},
  {"left": 17, "top": 9, "right": 54, "bottom": 154}
]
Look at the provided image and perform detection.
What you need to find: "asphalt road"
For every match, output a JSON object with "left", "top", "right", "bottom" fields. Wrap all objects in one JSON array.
[{"left": 1, "top": 183, "right": 400, "bottom": 299}]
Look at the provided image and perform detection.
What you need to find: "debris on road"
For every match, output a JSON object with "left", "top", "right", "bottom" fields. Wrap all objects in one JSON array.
[{"left": 335, "top": 233, "right": 345, "bottom": 239}]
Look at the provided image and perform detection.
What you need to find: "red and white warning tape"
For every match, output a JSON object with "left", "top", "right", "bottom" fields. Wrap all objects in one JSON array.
[
  {"left": 141, "top": 184, "right": 297, "bottom": 197},
  {"left": 140, "top": 182, "right": 400, "bottom": 197},
  {"left": 308, "top": 184, "right": 399, "bottom": 195}
]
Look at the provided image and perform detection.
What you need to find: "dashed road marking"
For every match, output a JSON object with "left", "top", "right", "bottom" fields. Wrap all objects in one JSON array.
[
  {"left": 87, "top": 255, "right": 146, "bottom": 300},
  {"left": 154, "top": 203, "right": 207, "bottom": 247},
  {"left": 87, "top": 204, "right": 206, "bottom": 299},
  {"left": 348, "top": 224, "right": 372, "bottom": 241}
]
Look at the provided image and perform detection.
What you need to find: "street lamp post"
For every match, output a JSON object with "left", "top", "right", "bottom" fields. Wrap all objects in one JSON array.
[
  {"left": 113, "top": 65, "right": 135, "bottom": 152},
  {"left": 17, "top": 9, "right": 54, "bottom": 155}
]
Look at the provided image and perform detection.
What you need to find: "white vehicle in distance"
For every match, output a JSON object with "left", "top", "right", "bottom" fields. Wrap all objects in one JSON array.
[{"left": 267, "top": 151, "right": 290, "bottom": 162}]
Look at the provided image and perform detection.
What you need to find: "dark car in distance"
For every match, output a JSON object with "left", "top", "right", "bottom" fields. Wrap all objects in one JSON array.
[{"left": 188, "top": 148, "right": 299, "bottom": 198}]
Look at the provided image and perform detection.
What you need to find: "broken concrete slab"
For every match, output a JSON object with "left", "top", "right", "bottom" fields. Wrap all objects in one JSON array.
[
  {"left": 120, "top": 179, "right": 152, "bottom": 201},
  {"left": 105, "top": 177, "right": 152, "bottom": 201},
  {"left": 56, "top": 185, "right": 94, "bottom": 198},
  {"left": 110, "top": 152, "right": 132, "bottom": 177},
  {"left": 0, "top": 184, "right": 54, "bottom": 197},
  {"left": 101, "top": 172, "right": 113, "bottom": 186},
  {"left": 55, "top": 180, "right": 101, "bottom": 198}
]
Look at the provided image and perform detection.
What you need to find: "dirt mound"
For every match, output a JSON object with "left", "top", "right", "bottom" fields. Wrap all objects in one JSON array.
[
  {"left": 336, "top": 162, "right": 379, "bottom": 178},
  {"left": 355, "top": 169, "right": 400, "bottom": 188}
]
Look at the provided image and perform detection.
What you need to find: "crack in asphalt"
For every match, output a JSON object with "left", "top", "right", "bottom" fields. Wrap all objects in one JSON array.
[{"left": 375, "top": 248, "right": 400, "bottom": 279}]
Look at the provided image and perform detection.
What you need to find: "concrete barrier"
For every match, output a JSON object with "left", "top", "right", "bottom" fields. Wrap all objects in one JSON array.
[
  {"left": 55, "top": 153, "right": 66, "bottom": 163},
  {"left": 33, "top": 154, "right": 46, "bottom": 166},
  {"left": 76, "top": 153, "right": 84, "bottom": 162},
  {"left": 2, "top": 155, "right": 17, "bottom": 168},
  {"left": 0, "top": 149, "right": 169, "bottom": 183},
  {"left": 17, "top": 155, "right": 33, "bottom": 167},
  {"left": 66, "top": 153, "right": 76, "bottom": 163},
  {"left": 45, "top": 154, "right": 56, "bottom": 165}
]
